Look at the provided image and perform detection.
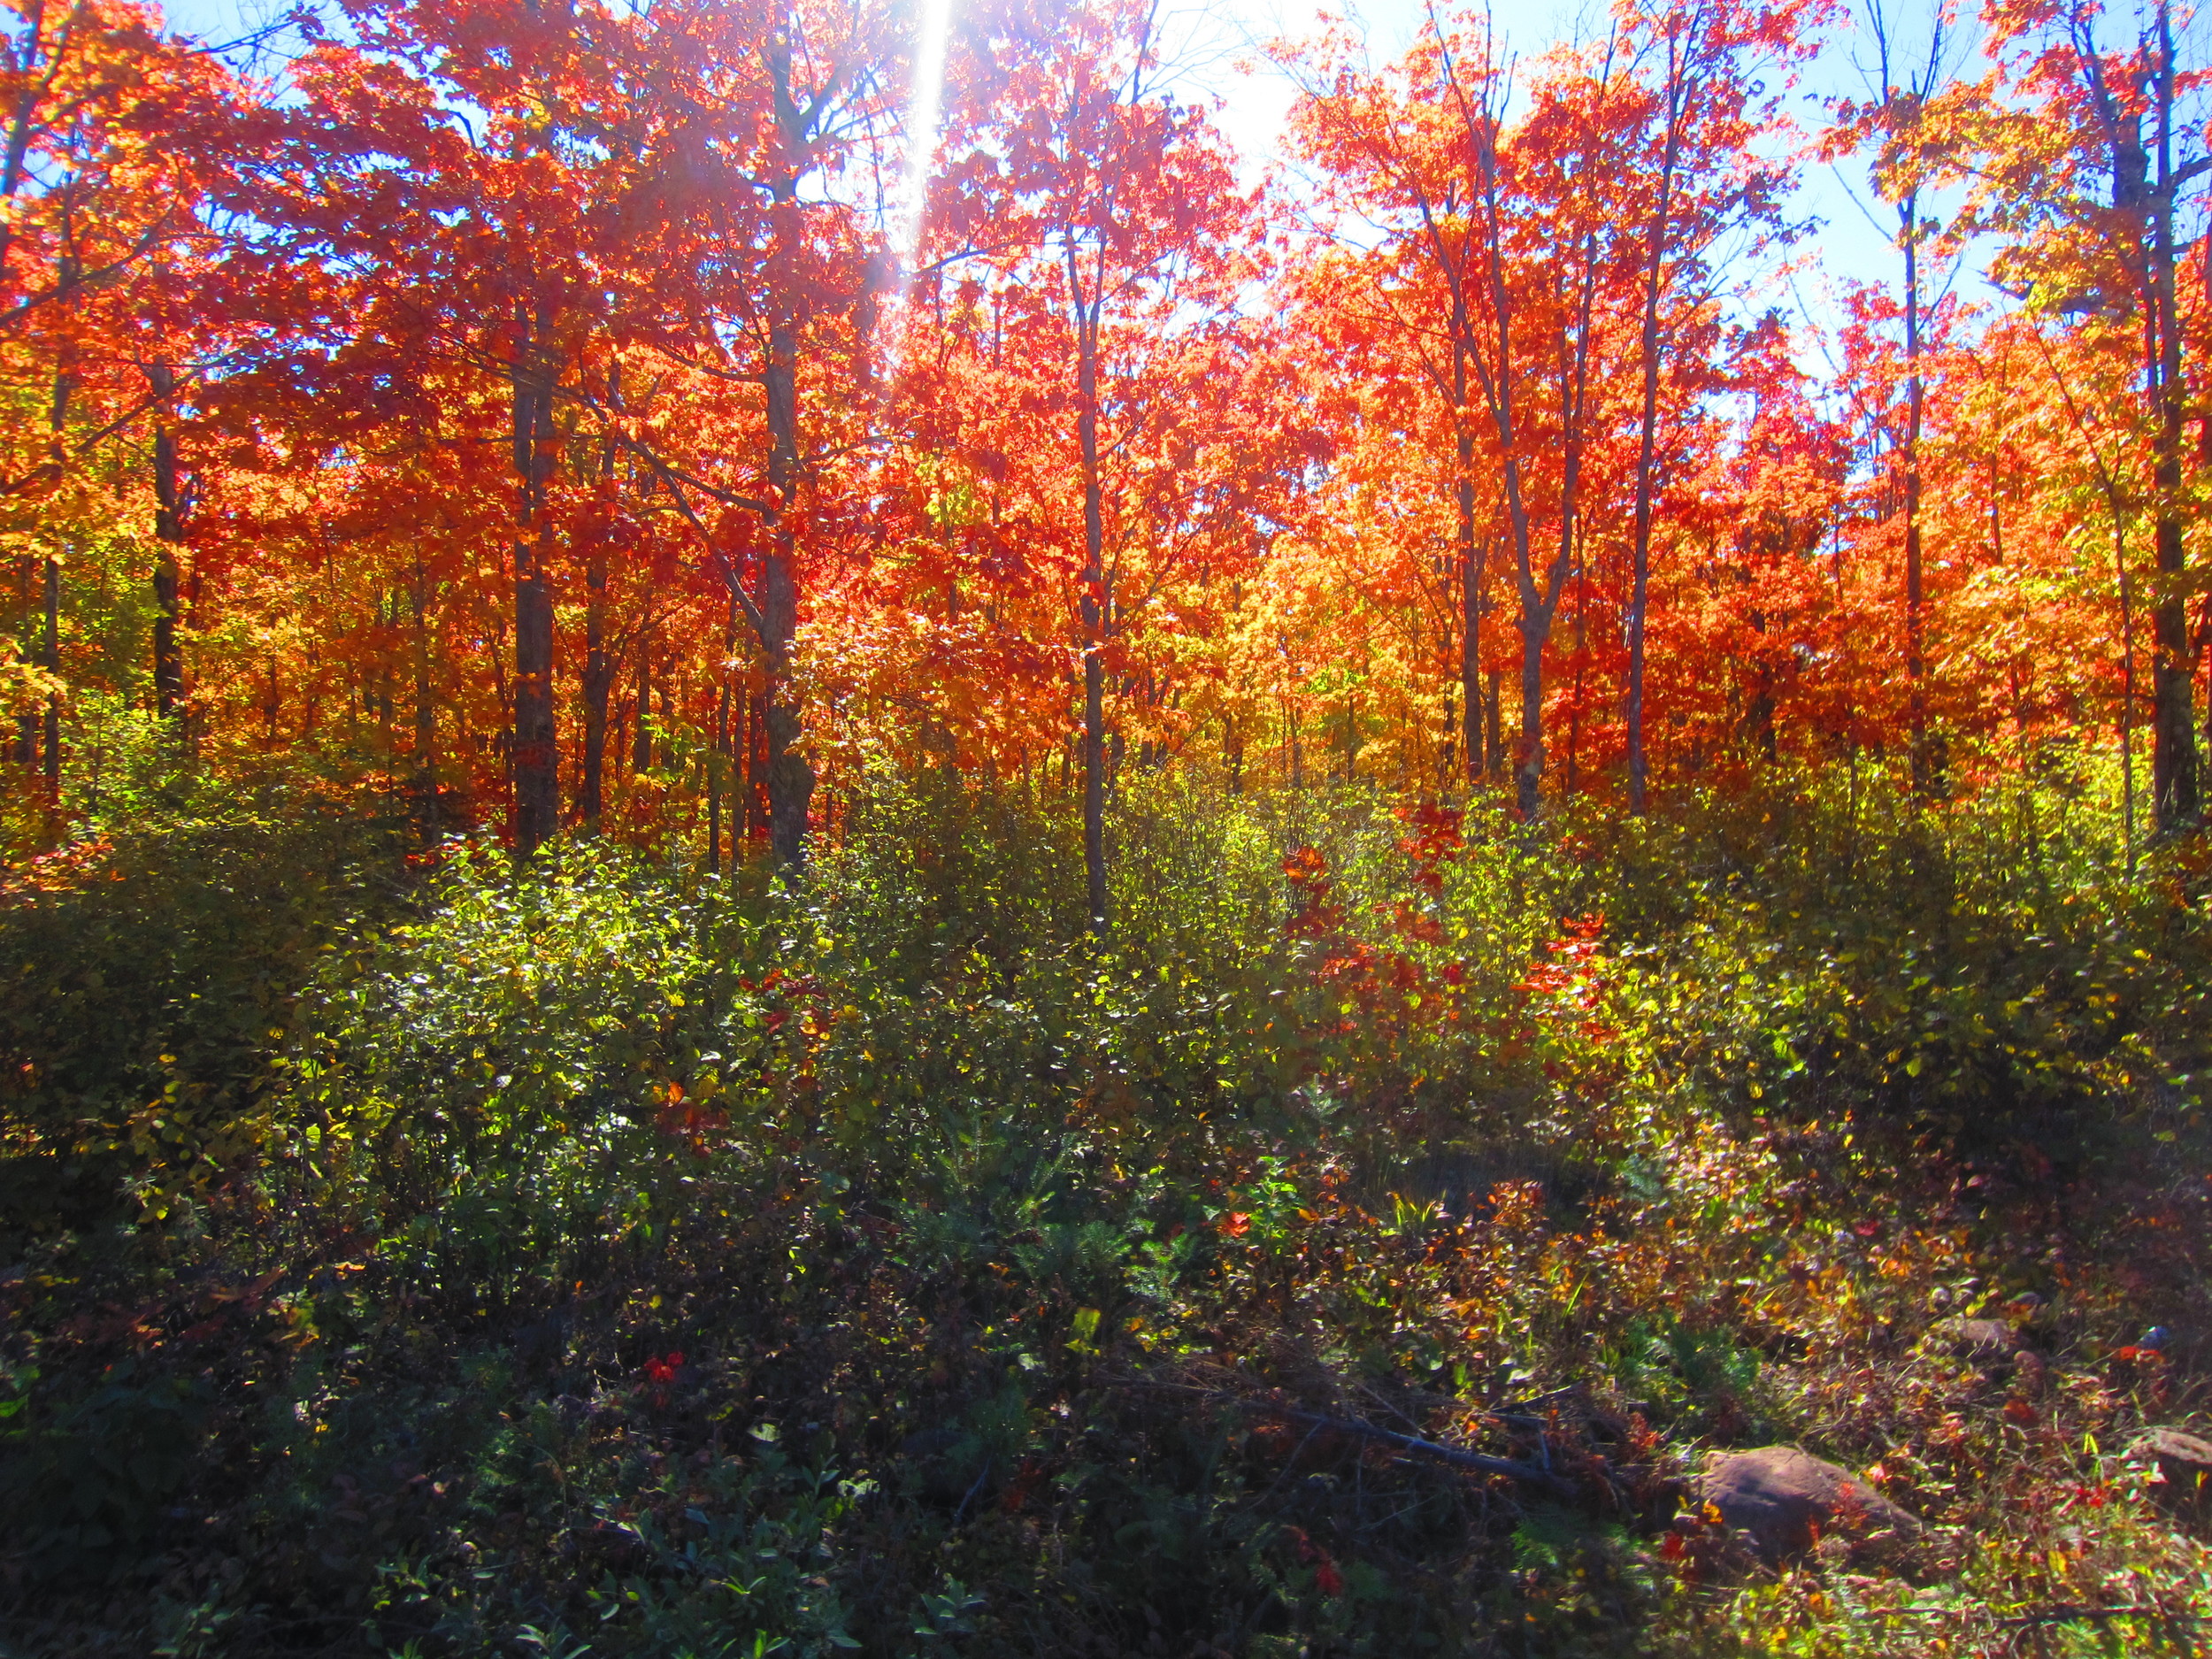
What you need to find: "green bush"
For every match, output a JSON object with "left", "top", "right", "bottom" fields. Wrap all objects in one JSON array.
[{"left": 0, "top": 783, "right": 408, "bottom": 1244}]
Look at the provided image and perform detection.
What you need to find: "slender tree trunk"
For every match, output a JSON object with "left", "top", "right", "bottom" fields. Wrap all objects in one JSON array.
[
  {"left": 744, "top": 680, "right": 765, "bottom": 844},
  {"left": 1627, "top": 50, "right": 1683, "bottom": 816},
  {"left": 633, "top": 615, "right": 653, "bottom": 775},
  {"left": 1455, "top": 90, "right": 1571, "bottom": 818},
  {"left": 147, "top": 363, "right": 185, "bottom": 723},
  {"left": 2117, "top": 517, "right": 2139, "bottom": 872},
  {"left": 579, "top": 547, "right": 610, "bottom": 830},
  {"left": 756, "top": 35, "right": 817, "bottom": 873},
  {"left": 14, "top": 558, "right": 33, "bottom": 766},
  {"left": 1454, "top": 328, "right": 1484, "bottom": 790},
  {"left": 411, "top": 557, "right": 438, "bottom": 841},
  {"left": 759, "top": 293, "right": 812, "bottom": 872},
  {"left": 2201, "top": 239, "right": 2212, "bottom": 778},
  {"left": 1566, "top": 541, "right": 1588, "bottom": 796},
  {"left": 2147, "top": 8, "right": 2200, "bottom": 831},
  {"left": 1517, "top": 617, "right": 1544, "bottom": 817},
  {"left": 731, "top": 677, "right": 749, "bottom": 833},
  {"left": 511, "top": 313, "right": 559, "bottom": 855},
  {"left": 35, "top": 358, "right": 68, "bottom": 789},
  {"left": 41, "top": 554, "right": 58, "bottom": 789},
  {"left": 373, "top": 592, "right": 394, "bottom": 753},
  {"left": 1071, "top": 257, "right": 1110, "bottom": 931},
  {"left": 1486, "top": 670, "right": 1502, "bottom": 780},
  {"left": 1459, "top": 526, "right": 1483, "bottom": 787},
  {"left": 1901, "top": 191, "right": 1939, "bottom": 797},
  {"left": 706, "top": 696, "right": 724, "bottom": 872},
  {"left": 707, "top": 590, "right": 736, "bottom": 871}
]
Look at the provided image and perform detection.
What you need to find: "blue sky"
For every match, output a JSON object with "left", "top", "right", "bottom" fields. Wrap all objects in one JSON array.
[{"left": 157, "top": 0, "right": 1943, "bottom": 350}]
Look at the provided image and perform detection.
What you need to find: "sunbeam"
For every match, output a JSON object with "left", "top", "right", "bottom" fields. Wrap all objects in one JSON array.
[{"left": 889, "top": 0, "right": 957, "bottom": 298}]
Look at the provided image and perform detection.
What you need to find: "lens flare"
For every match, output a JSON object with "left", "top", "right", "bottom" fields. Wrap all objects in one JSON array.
[{"left": 889, "top": 0, "right": 956, "bottom": 294}]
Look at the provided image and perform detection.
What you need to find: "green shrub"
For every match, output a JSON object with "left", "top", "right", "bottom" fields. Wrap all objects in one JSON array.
[{"left": 0, "top": 783, "right": 408, "bottom": 1244}]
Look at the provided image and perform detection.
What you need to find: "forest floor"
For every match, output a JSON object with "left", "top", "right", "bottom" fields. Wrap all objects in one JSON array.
[{"left": 1, "top": 764, "right": 2209, "bottom": 1657}]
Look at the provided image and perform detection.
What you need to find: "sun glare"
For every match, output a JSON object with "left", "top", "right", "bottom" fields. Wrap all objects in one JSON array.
[{"left": 891, "top": 0, "right": 957, "bottom": 294}]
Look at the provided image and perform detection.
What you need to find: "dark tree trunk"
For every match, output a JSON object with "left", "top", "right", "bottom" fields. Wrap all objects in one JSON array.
[
  {"left": 15, "top": 558, "right": 35, "bottom": 766},
  {"left": 579, "top": 547, "right": 611, "bottom": 830},
  {"left": 633, "top": 617, "right": 653, "bottom": 775},
  {"left": 744, "top": 680, "right": 766, "bottom": 845},
  {"left": 41, "top": 554, "right": 58, "bottom": 787},
  {"left": 511, "top": 314, "right": 559, "bottom": 855},
  {"left": 1517, "top": 617, "right": 1544, "bottom": 817},
  {"left": 411, "top": 557, "right": 438, "bottom": 841},
  {"left": 147, "top": 364, "right": 185, "bottom": 723},
  {"left": 756, "top": 33, "right": 817, "bottom": 873},
  {"left": 707, "top": 592, "right": 735, "bottom": 871},
  {"left": 1486, "top": 669, "right": 1502, "bottom": 780},
  {"left": 759, "top": 537, "right": 810, "bottom": 868},
  {"left": 32, "top": 361, "right": 67, "bottom": 788}
]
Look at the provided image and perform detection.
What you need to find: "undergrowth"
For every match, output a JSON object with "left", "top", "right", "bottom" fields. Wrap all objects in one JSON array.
[{"left": 0, "top": 760, "right": 2208, "bottom": 1656}]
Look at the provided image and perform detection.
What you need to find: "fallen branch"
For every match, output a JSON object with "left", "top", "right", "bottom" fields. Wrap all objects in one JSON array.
[
  {"left": 1111, "top": 1374, "right": 1578, "bottom": 1495},
  {"left": 1996, "top": 1603, "right": 2197, "bottom": 1627},
  {"left": 1255, "top": 1402, "right": 1579, "bottom": 1495},
  {"left": 1847, "top": 1599, "right": 2200, "bottom": 1630}
]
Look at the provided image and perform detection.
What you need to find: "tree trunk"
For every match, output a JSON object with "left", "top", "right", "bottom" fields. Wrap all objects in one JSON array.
[
  {"left": 14, "top": 558, "right": 33, "bottom": 766},
  {"left": 1517, "top": 614, "right": 1543, "bottom": 817},
  {"left": 511, "top": 314, "right": 559, "bottom": 855},
  {"left": 2146, "top": 4, "right": 2200, "bottom": 831},
  {"left": 1901, "top": 190, "right": 1941, "bottom": 797},
  {"left": 147, "top": 364, "right": 185, "bottom": 723},
  {"left": 579, "top": 546, "right": 610, "bottom": 830},
  {"left": 1458, "top": 526, "right": 1482, "bottom": 787},
  {"left": 707, "top": 690, "right": 725, "bottom": 872},
  {"left": 757, "top": 35, "right": 817, "bottom": 873},
  {"left": 1071, "top": 250, "right": 1110, "bottom": 931},
  {"left": 411, "top": 557, "right": 438, "bottom": 841},
  {"left": 1454, "top": 321, "right": 1484, "bottom": 790},
  {"left": 633, "top": 616, "right": 653, "bottom": 775},
  {"left": 2117, "top": 517, "right": 2139, "bottom": 871},
  {"left": 757, "top": 329, "right": 812, "bottom": 872},
  {"left": 1627, "top": 46, "right": 1683, "bottom": 816},
  {"left": 744, "top": 680, "right": 766, "bottom": 844},
  {"left": 41, "top": 554, "right": 58, "bottom": 789},
  {"left": 707, "top": 590, "right": 736, "bottom": 871},
  {"left": 1486, "top": 669, "right": 1502, "bottom": 780}
]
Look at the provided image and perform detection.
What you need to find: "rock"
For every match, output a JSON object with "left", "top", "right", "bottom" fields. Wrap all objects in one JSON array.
[
  {"left": 2134, "top": 1427, "right": 2212, "bottom": 1513},
  {"left": 1944, "top": 1317, "right": 2022, "bottom": 1365},
  {"left": 1701, "top": 1446, "right": 1923, "bottom": 1563}
]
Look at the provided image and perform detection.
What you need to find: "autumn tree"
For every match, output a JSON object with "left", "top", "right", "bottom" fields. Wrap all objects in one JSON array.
[
  {"left": 1293, "top": 3, "right": 1801, "bottom": 814},
  {"left": 1619, "top": 0, "right": 1806, "bottom": 811},
  {"left": 1946, "top": 0, "right": 2207, "bottom": 832},
  {"left": 911, "top": 0, "right": 1272, "bottom": 926},
  {"left": 0, "top": 0, "right": 235, "bottom": 795}
]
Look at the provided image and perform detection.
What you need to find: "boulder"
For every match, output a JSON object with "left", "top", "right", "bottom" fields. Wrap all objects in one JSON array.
[
  {"left": 1945, "top": 1317, "right": 2022, "bottom": 1365},
  {"left": 1701, "top": 1446, "right": 1922, "bottom": 1563},
  {"left": 2134, "top": 1427, "right": 2212, "bottom": 1514}
]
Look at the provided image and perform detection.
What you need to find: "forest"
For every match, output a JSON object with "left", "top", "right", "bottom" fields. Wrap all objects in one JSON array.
[{"left": 1, "top": 0, "right": 2210, "bottom": 1652}]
